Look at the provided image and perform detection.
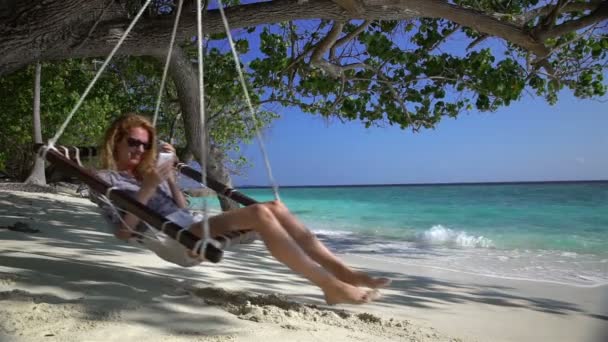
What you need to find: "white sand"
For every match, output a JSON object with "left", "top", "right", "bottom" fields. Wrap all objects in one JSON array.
[{"left": 0, "top": 187, "right": 606, "bottom": 341}]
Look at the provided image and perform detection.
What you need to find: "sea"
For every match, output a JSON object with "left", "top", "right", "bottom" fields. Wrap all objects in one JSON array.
[{"left": 189, "top": 181, "right": 608, "bottom": 287}]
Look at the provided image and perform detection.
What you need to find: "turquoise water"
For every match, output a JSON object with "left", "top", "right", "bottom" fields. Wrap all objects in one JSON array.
[{"left": 190, "top": 182, "right": 608, "bottom": 285}]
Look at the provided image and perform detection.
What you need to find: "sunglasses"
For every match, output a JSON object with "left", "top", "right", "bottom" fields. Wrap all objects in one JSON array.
[{"left": 126, "top": 137, "right": 152, "bottom": 150}]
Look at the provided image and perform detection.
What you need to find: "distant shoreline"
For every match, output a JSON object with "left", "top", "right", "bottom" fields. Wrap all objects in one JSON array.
[{"left": 237, "top": 179, "right": 608, "bottom": 189}]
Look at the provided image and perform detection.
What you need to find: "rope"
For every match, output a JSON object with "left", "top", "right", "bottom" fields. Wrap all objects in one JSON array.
[
  {"left": 152, "top": 0, "right": 185, "bottom": 127},
  {"left": 193, "top": 0, "right": 221, "bottom": 253},
  {"left": 192, "top": 213, "right": 221, "bottom": 258},
  {"left": 42, "top": 1, "right": 265, "bottom": 262},
  {"left": 217, "top": 0, "right": 280, "bottom": 201},
  {"left": 73, "top": 146, "right": 83, "bottom": 167},
  {"left": 97, "top": 189, "right": 222, "bottom": 261},
  {"left": 49, "top": 0, "right": 154, "bottom": 146},
  {"left": 39, "top": 145, "right": 58, "bottom": 162},
  {"left": 96, "top": 191, "right": 156, "bottom": 241},
  {"left": 196, "top": 0, "right": 207, "bottom": 191},
  {"left": 60, "top": 146, "right": 70, "bottom": 158},
  {"left": 104, "top": 186, "right": 119, "bottom": 202},
  {"left": 160, "top": 220, "right": 172, "bottom": 234}
]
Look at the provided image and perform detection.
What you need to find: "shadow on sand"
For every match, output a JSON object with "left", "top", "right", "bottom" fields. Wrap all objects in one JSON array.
[{"left": 1, "top": 189, "right": 606, "bottom": 339}]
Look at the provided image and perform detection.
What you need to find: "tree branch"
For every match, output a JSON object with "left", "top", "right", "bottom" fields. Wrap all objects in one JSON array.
[
  {"left": 333, "top": 20, "right": 370, "bottom": 48},
  {"left": 536, "top": 0, "right": 608, "bottom": 40},
  {"left": 538, "top": 0, "right": 570, "bottom": 31},
  {"left": 466, "top": 34, "right": 489, "bottom": 50},
  {"left": 71, "top": 0, "right": 115, "bottom": 50},
  {"left": 310, "top": 21, "right": 344, "bottom": 65},
  {"left": 424, "top": 24, "right": 459, "bottom": 53},
  {"left": 327, "top": 73, "right": 347, "bottom": 115},
  {"left": 4, "top": 0, "right": 607, "bottom": 75},
  {"left": 519, "top": 0, "right": 604, "bottom": 25},
  {"left": 331, "top": 0, "right": 364, "bottom": 15}
]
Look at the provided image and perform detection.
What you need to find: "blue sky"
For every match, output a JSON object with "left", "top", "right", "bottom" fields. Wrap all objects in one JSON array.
[
  {"left": 204, "top": 20, "right": 608, "bottom": 187},
  {"left": 232, "top": 91, "right": 607, "bottom": 186}
]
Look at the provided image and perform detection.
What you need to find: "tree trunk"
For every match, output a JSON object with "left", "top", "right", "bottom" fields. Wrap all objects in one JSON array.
[
  {"left": 25, "top": 62, "right": 46, "bottom": 185},
  {"left": 165, "top": 46, "right": 239, "bottom": 211},
  {"left": 3, "top": 0, "right": 606, "bottom": 75},
  {"left": 208, "top": 144, "right": 240, "bottom": 211}
]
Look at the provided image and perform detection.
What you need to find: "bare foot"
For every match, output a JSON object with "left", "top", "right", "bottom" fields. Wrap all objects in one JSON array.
[
  {"left": 322, "top": 282, "right": 382, "bottom": 305},
  {"left": 364, "top": 276, "right": 391, "bottom": 289},
  {"left": 343, "top": 271, "right": 391, "bottom": 289}
]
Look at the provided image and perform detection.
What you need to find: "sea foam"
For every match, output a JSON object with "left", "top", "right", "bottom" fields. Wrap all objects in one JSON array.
[{"left": 416, "top": 225, "right": 494, "bottom": 248}]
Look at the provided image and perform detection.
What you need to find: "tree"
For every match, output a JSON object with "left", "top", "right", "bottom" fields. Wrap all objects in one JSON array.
[
  {"left": 1, "top": 1, "right": 605, "bottom": 127},
  {"left": 0, "top": 60, "right": 132, "bottom": 180},
  {"left": 0, "top": 0, "right": 605, "bottom": 184},
  {"left": 164, "top": 44, "right": 276, "bottom": 209},
  {"left": 24, "top": 62, "right": 46, "bottom": 185},
  {"left": 0, "top": 54, "right": 273, "bottom": 184}
]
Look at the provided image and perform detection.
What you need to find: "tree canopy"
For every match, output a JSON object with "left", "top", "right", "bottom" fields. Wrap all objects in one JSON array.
[
  {"left": 1, "top": 1, "right": 605, "bottom": 127},
  {"left": 0, "top": 51, "right": 274, "bottom": 180},
  {"left": 0, "top": 0, "right": 606, "bottom": 180}
]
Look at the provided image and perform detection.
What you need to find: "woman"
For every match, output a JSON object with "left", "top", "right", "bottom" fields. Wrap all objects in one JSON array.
[{"left": 97, "top": 113, "right": 390, "bottom": 305}]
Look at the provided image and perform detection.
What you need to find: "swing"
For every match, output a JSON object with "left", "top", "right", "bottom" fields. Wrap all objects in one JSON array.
[{"left": 35, "top": 0, "right": 277, "bottom": 265}]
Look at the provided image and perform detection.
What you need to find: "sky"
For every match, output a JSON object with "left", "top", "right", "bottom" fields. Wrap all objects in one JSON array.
[
  {"left": 231, "top": 91, "right": 608, "bottom": 186},
  {"left": 209, "top": 17, "right": 608, "bottom": 187}
]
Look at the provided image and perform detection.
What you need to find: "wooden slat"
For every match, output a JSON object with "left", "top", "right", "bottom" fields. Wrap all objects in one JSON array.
[{"left": 38, "top": 146, "right": 229, "bottom": 262}]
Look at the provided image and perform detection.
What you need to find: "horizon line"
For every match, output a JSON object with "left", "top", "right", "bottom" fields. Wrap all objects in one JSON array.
[{"left": 235, "top": 179, "right": 608, "bottom": 189}]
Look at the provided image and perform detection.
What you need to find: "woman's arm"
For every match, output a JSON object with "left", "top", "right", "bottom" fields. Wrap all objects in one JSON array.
[
  {"left": 116, "top": 160, "right": 178, "bottom": 240},
  {"left": 114, "top": 172, "right": 162, "bottom": 240},
  {"left": 159, "top": 141, "right": 187, "bottom": 209},
  {"left": 167, "top": 177, "right": 188, "bottom": 209},
  {"left": 115, "top": 187, "right": 156, "bottom": 240}
]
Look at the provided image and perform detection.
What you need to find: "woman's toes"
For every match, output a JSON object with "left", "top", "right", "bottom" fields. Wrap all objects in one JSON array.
[
  {"left": 362, "top": 289, "right": 382, "bottom": 302},
  {"left": 370, "top": 277, "right": 391, "bottom": 289}
]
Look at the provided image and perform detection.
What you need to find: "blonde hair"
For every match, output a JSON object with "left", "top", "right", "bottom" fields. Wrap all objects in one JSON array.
[{"left": 100, "top": 113, "right": 157, "bottom": 179}]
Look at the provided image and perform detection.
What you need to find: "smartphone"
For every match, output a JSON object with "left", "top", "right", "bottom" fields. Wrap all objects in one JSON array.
[{"left": 157, "top": 152, "right": 175, "bottom": 165}]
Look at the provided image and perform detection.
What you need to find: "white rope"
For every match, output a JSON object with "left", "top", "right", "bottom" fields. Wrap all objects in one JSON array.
[
  {"left": 193, "top": 0, "right": 220, "bottom": 254},
  {"left": 192, "top": 215, "right": 222, "bottom": 257},
  {"left": 152, "top": 0, "right": 185, "bottom": 127},
  {"left": 216, "top": 0, "right": 280, "bottom": 201},
  {"left": 160, "top": 220, "right": 172, "bottom": 234},
  {"left": 39, "top": 144, "right": 58, "bottom": 162},
  {"left": 41, "top": 1, "right": 258, "bottom": 260},
  {"left": 102, "top": 186, "right": 159, "bottom": 240},
  {"left": 104, "top": 186, "right": 119, "bottom": 201},
  {"left": 196, "top": 0, "right": 207, "bottom": 190},
  {"left": 176, "top": 226, "right": 187, "bottom": 243},
  {"left": 73, "top": 146, "right": 83, "bottom": 167},
  {"left": 49, "top": 0, "right": 154, "bottom": 146},
  {"left": 96, "top": 192, "right": 157, "bottom": 241},
  {"left": 98, "top": 190, "right": 223, "bottom": 259},
  {"left": 60, "top": 146, "right": 70, "bottom": 159},
  {"left": 221, "top": 234, "right": 232, "bottom": 248}
]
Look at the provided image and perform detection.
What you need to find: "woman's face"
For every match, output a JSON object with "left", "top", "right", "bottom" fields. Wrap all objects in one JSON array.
[{"left": 115, "top": 126, "right": 151, "bottom": 172}]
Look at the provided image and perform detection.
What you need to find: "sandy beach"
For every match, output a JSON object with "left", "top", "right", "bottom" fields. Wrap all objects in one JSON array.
[{"left": 1, "top": 186, "right": 606, "bottom": 342}]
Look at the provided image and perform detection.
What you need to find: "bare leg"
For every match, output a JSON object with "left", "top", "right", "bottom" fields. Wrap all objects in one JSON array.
[
  {"left": 262, "top": 201, "right": 391, "bottom": 289},
  {"left": 190, "top": 204, "right": 380, "bottom": 305}
]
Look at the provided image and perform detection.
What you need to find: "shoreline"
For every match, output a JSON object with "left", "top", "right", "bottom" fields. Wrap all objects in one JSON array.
[
  {"left": 312, "top": 229, "right": 608, "bottom": 288},
  {"left": 351, "top": 253, "right": 608, "bottom": 289},
  {"left": 1, "top": 188, "right": 607, "bottom": 341},
  {"left": 236, "top": 179, "right": 608, "bottom": 189}
]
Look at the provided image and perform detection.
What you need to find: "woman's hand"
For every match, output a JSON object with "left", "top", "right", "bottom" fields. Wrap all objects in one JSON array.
[
  {"left": 159, "top": 142, "right": 177, "bottom": 158},
  {"left": 141, "top": 162, "right": 175, "bottom": 190},
  {"left": 158, "top": 142, "right": 178, "bottom": 183},
  {"left": 158, "top": 142, "right": 188, "bottom": 209}
]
